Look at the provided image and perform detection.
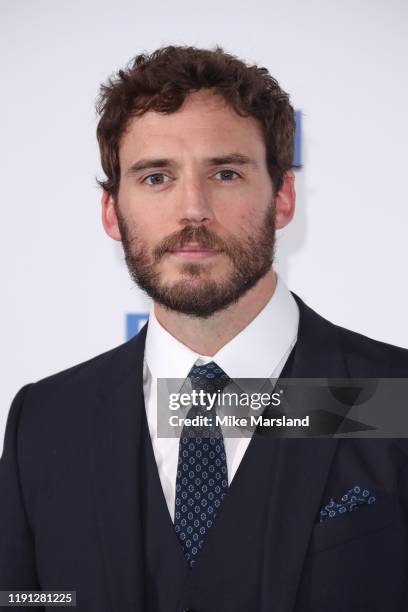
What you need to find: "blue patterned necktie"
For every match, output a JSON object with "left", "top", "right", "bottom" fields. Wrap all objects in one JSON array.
[{"left": 174, "top": 361, "right": 230, "bottom": 568}]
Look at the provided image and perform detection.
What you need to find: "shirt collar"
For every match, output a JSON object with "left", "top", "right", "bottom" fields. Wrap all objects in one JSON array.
[
  {"left": 144, "top": 307, "right": 200, "bottom": 381},
  {"left": 144, "top": 274, "right": 299, "bottom": 381}
]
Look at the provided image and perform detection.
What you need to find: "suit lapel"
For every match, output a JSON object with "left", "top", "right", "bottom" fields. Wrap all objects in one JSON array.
[
  {"left": 259, "top": 293, "right": 349, "bottom": 612},
  {"left": 88, "top": 326, "right": 148, "bottom": 612}
]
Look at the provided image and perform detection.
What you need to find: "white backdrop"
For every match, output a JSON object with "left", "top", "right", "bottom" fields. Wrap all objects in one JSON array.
[{"left": 1, "top": 0, "right": 407, "bottom": 454}]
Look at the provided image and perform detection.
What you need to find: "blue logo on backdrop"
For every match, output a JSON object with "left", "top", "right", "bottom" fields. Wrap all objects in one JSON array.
[
  {"left": 125, "top": 113, "right": 302, "bottom": 340},
  {"left": 126, "top": 313, "right": 148, "bottom": 340}
]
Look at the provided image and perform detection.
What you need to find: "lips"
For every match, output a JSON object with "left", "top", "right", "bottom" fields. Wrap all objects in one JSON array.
[
  {"left": 174, "top": 248, "right": 217, "bottom": 253},
  {"left": 169, "top": 243, "right": 221, "bottom": 259}
]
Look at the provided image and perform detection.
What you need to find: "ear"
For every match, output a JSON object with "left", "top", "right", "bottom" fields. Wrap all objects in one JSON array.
[
  {"left": 275, "top": 171, "right": 296, "bottom": 229},
  {"left": 101, "top": 190, "right": 122, "bottom": 241}
]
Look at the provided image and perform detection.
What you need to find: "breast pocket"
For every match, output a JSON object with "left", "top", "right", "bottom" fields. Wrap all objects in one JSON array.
[{"left": 307, "top": 495, "right": 400, "bottom": 555}]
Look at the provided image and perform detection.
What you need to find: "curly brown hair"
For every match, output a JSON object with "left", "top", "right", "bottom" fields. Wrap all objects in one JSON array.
[{"left": 96, "top": 44, "right": 297, "bottom": 198}]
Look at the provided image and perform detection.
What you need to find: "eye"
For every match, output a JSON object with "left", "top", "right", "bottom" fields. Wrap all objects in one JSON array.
[
  {"left": 143, "top": 173, "right": 171, "bottom": 186},
  {"left": 214, "top": 169, "right": 241, "bottom": 181}
]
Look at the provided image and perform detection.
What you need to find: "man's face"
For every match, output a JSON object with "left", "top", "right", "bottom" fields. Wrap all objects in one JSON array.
[{"left": 108, "top": 89, "right": 277, "bottom": 318}]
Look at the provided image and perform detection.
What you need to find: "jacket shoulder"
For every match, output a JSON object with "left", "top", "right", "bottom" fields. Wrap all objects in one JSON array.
[
  {"left": 28, "top": 325, "right": 147, "bottom": 397},
  {"left": 335, "top": 323, "right": 408, "bottom": 376},
  {"left": 292, "top": 292, "right": 408, "bottom": 377},
  {"left": 33, "top": 341, "right": 129, "bottom": 389}
]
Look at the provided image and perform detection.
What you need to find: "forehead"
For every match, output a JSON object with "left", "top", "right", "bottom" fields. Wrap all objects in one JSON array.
[{"left": 119, "top": 89, "right": 266, "bottom": 164}]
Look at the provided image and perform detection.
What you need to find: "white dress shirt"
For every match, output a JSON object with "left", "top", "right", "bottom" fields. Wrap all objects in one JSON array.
[{"left": 143, "top": 274, "right": 299, "bottom": 520}]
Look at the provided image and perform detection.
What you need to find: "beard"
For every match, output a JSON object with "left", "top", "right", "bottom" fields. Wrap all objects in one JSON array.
[{"left": 116, "top": 202, "right": 276, "bottom": 319}]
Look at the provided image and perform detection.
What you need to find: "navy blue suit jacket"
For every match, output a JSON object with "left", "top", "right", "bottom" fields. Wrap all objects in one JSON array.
[{"left": 1, "top": 294, "right": 408, "bottom": 611}]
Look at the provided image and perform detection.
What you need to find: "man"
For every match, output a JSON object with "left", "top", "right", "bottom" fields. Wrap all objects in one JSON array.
[{"left": 1, "top": 45, "right": 408, "bottom": 612}]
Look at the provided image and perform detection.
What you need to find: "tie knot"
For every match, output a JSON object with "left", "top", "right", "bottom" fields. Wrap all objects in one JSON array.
[{"left": 188, "top": 361, "right": 230, "bottom": 394}]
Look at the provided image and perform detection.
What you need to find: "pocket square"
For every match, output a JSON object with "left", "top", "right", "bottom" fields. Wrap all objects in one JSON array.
[{"left": 319, "top": 485, "right": 376, "bottom": 523}]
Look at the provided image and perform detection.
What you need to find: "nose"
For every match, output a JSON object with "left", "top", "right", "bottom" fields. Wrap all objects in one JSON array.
[{"left": 176, "top": 173, "right": 214, "bottom": 225}]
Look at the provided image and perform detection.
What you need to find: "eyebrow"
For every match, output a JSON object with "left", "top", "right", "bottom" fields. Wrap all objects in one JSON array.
[{"left": 125, "top": 153, "right": 258, "bottom": 176}]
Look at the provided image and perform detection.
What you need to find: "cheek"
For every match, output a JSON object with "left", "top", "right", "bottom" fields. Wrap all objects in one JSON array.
[
  {"left": 222, "top": 205, "right": 265, "bottom": 236},
  {"left": 122, "top": 205, "right": 165, "bottom": 239}
]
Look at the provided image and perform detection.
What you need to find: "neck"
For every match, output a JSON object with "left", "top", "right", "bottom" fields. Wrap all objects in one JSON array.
[{"left": 154, "top": 269, "right": 277, "bottom": 356}]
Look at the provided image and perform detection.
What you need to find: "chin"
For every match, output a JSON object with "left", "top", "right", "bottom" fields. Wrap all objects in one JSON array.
[{"left": 170, "top": 262, "right": 230, "bottom": 279}]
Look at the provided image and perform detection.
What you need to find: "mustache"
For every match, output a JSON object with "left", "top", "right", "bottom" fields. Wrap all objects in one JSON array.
[{"left": 153, "top": 226, "right": 233, "bottom": 262}]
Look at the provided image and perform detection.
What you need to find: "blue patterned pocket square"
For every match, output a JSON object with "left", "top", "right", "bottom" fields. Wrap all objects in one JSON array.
[{"left": 319, "top": 486, "right": 376, "bottom": 523}]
